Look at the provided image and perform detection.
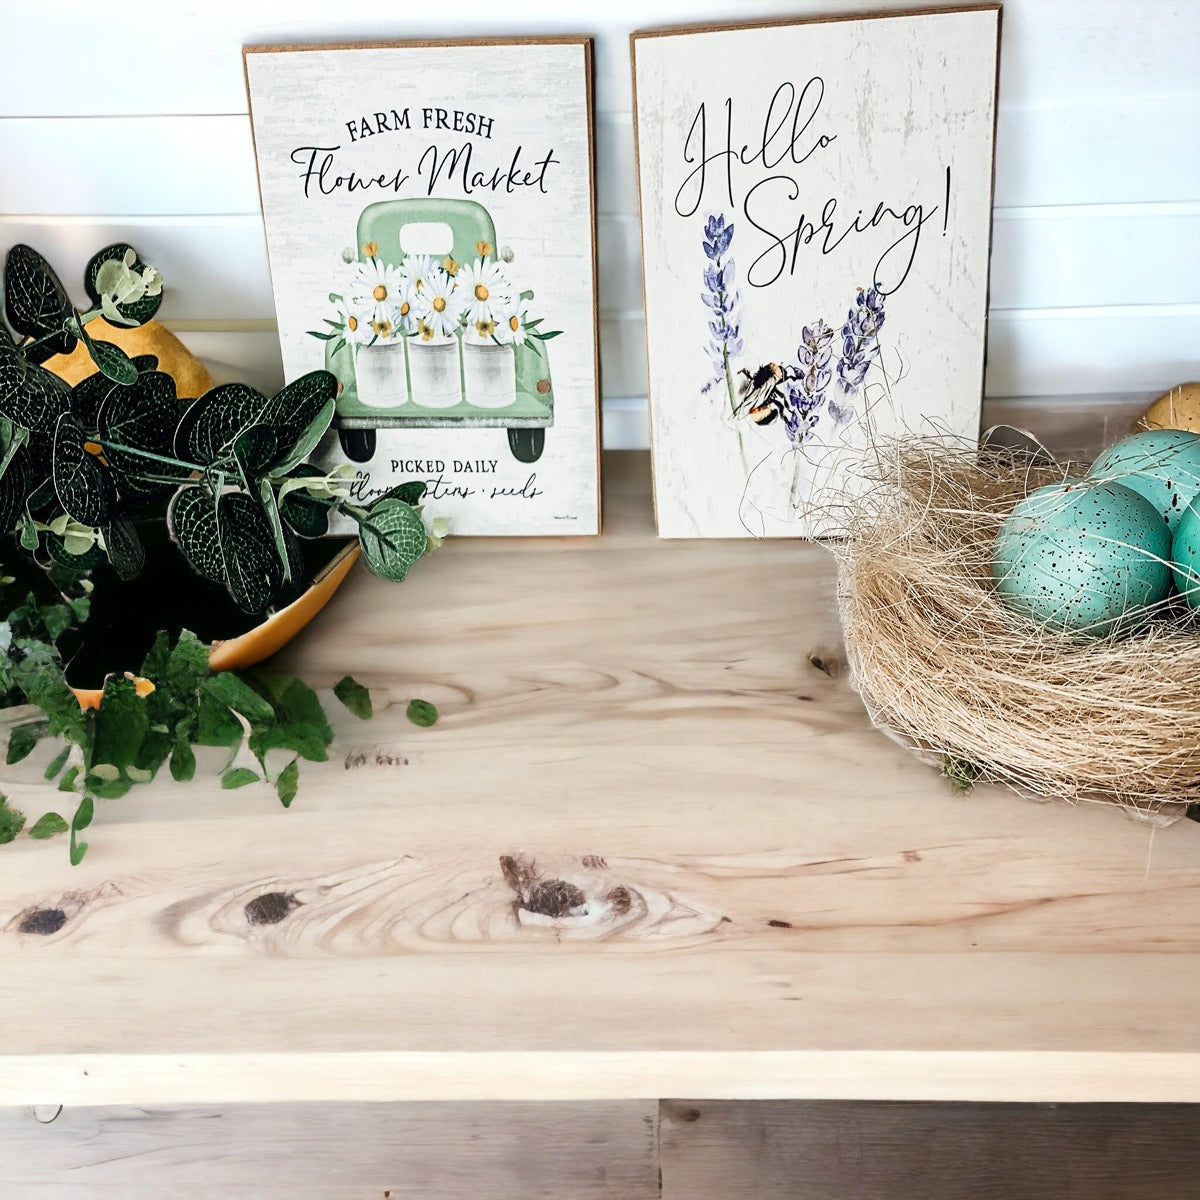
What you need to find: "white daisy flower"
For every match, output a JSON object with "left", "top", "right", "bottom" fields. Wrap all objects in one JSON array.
[
  {"left": 456, "top": 257, "right": 512, "bottom": 326},
  {"left": 350, "top": 257, "right": 403, "bottom": 325},
  {"left": 339, "top": 296, "right": 376, "bottom": 345},
  {"left": 493, "top": 298, "right": 532, "bottom": 347},
  {"left": 397, "top": 254, "right": 440, "bottom": 295},
  {"left": 412, "top": 269, "right": 463, "bottom": 339}
]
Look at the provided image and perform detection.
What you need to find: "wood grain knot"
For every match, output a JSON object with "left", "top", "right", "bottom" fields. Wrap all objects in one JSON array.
[
  {"left": 244, "top": 892, "right": 302, "bottom": 926},
  {"left": 16, "top": 908, "right": 66, "bottom": 936}
]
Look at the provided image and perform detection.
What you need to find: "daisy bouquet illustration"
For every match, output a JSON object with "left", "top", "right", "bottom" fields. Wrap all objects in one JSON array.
[{"left": 307, "top": 198, "right": 564, "bottom": 465}]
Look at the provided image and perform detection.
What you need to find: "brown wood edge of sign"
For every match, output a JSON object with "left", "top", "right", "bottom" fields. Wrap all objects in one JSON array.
[
  {"left": 628, "top": 3, "right": 1002, "bottom": 43},
  {"left": 239, "top": 35, "right": 605, "bottom": 537},
  {"left": 628, "top": 3, "right": 1003, "bottom": 538}
]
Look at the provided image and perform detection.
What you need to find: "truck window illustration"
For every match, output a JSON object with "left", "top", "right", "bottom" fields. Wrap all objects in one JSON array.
[{"left": 313, "top": 198, "right": 559, "bottom": 465}]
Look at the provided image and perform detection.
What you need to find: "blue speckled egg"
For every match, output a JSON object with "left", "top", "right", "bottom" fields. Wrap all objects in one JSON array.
[
  {"left": 1171, "top": 496, "right": 1200, "bottom": 610},
  {"left": 992, "top": 480, "right": 1174, "bottom": 636},
  {"left": 1086, "top": 428, "right": 1200, "bottom": 531}
]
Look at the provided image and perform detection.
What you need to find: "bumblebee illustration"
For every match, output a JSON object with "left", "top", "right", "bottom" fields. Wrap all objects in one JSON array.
[{"left": 735, "top": 362, "right": 796, "bottom": 426}]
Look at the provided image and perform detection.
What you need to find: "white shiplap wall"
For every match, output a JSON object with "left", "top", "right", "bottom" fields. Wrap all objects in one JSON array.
[{"left": 1, "top": 0, "right": 1198, "bottom": 448}]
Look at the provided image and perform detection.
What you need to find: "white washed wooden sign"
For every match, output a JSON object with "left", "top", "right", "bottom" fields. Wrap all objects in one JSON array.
[
  {"left": 244, "top": 39, "right": 600, "bottom": 535},
  {"left": 633, "top": 7, "right": 1001, "bottom": 538}
]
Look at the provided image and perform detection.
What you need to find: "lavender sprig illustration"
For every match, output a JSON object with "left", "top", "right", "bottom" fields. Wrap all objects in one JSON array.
[
  {"left": 831, "top": 286, "right": 886, "bottom": 424},
  {"left": 783, "top": 320, "right": 835, "bottom": 446},
  {"left": 700, "top": 213, "right": 743, "bottom": 412}
]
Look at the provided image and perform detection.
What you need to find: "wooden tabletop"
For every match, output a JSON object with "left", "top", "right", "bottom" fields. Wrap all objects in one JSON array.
[{"left": 1, "top": 444, "right": 1197, "bottom": 1107}]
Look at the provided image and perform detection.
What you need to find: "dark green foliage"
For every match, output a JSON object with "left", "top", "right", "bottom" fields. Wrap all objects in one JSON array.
[
  {"left": 333, "top": 675, "right": 372, "bottom": 719},
  {"left": 0, "top": 795, "right": 26, "bottom": 844},
  {"left": 3, "top": 245, "right": 76, "bottom": 360},
  {"left": 406, "top": 698, "right": 438, "bottom": 728},
  {"left": 28, "top": 812, "right": 68, "bottom": 839},
  {"left": 359, "top": 498, "right": 428, "bottom": 581},
  {"left": 1, "top": 598, "right": 379, "bottom": 862},
  {"left": 84, "top": 243, "right": 162, "bottom": 327}
]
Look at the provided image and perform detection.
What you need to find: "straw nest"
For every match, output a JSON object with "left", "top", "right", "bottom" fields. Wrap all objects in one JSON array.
[{"left": 832, "top": 438, "right": 1200, "bottom": 818}]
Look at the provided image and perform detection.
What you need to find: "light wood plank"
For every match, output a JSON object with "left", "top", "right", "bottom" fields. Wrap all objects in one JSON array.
[
  {"left": 659, "top": 1100, "right": 1200, "bottom": 1200},
  {"left": 0, "top": 1100, "right": 659, "bottom": 1198},
  {"left": 0, "top": 452, "right": 1196, "bottom": 1106}
]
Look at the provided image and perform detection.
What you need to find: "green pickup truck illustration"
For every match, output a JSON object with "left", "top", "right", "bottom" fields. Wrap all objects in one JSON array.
[{"left": 316, "top": 197, "right": 557, "bottom": 465}]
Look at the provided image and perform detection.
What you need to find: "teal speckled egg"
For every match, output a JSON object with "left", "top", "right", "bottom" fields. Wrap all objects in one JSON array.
[
  {"left": 992, "top": 480, "right": 1174, "bottom": 637},
  {"left": 1086, "top": 428, "right": 1200, "bottom": 531},
  {"left": 1171, "top": 496, "right": 1200, "bottom": 610}
]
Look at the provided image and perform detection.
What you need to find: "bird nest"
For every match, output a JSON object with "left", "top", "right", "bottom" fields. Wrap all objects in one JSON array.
[{"left": 832, "top": 438, "right": 1200, "bottom": 819}]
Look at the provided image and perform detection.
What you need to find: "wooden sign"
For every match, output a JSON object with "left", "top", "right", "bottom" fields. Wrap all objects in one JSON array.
[
  {"left": 633, "top": 7, "right": 1001, "bottom": 537},
  {"left": 244, "top": 39, "right": 601, "bottom": 536}
]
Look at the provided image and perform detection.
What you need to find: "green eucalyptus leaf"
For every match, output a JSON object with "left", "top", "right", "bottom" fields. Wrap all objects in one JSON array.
[
  {"left": 84, "top": 243, "right": 163, "bottom": 327},
  {"left": 185, "top": 383, "right": 268, "bottom": 465},
  {"left": 168, "top": 485, "right": 225, "bottom": 584},
  {"left": 0, "top": 797, "right": 26, "bottom": 844},
  {"left": 233, "top": 424, "right": 278, "bottom": 481},
  {"left": 83, "top": 338, "right": 139, "bottom": 385},
  {"left": 6, "top": 721, "right": 45, "bottom": 764},
  {"left": 380, "top": 480, "right": 428, "bottom": 506},
  {"left": 102, "top": 510, "right": 145, "bottom": 580},
  {"left": 0, "top": 362, "right": 70, "bottom": 433},
  {"left": 195, "top": 693, "right": 243, "bottom": 746},
  {"left": 169, "top": 739, "right": 196, "bottom": 782},
  {"left": 45, "top": 531, "right": 106, "bottom": 571},
  {"left": 0, "top": 336, "right": 28, "bottom": 410},
  {"left": 222, "top": 767, "right": 259, "bottom": 790},
  {"left": 357, "top": 497, "right": 427, "bottom": 582},
  {"left": 28, "top": 812, "right": 68, "bottom": 839},
  {"left": 69, "top": 794, "right": 93, "bottom": 865},
  {"left": 262, "top": 372, "right": 337, "bottom": 468},
  {"left": 0, "top": 448, "right": 31, "bottom": 538},
  {"left": 406, "top": 698, "right": 439, "bottom": 727},
  {"left": 247, "top": 674, "right": 332, "bottom": 763},
  {"left": 259, "top": 478, "right": 292, "bottom": 585},
  {"left": 58, "top": 766, "right": 80, "bottom": 792},
  {"left": 92, "top": 675, "right": 149, "bottom": 772},
  {"left": 99, "top": 371, "right": 190, "bottom": 500},
  {"left": 275, "top": 758, "right": 299, "bottom": 808},
  {"left": 69, "top": 370, "right": 124, "bottom": 431},
  {"left": 333, "top": 675, "right": 372, "bottom": 720},
  {"left": 52, "top": 412, "right": 117, "bottom": 528},
  {"left": 216, "top": 491, "right": 283, "bottom": 613},
  {"left": 44, "top": 744, "right": 70, "bottom": 780},
  {"left": 3, "top": 245, "right": 76, "bottom": 357},
  {"left": 201, "top": 671, "right": 275, "bottom": 724},
  {"left": 278, "top": 466, "right": 330, "bottom": 538}
]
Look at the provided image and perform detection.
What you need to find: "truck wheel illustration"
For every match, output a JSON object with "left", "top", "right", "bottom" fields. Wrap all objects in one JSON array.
[
  {"left": 339, "top": 428, "right": 377, "bottom": 463},
  {"left": 508, "top": 428, "right": 546, "bottom": 463}
]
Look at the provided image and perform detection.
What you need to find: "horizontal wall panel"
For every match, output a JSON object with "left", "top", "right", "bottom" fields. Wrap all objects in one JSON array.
[
  {"left": 0, "top": 213, "right": 645, "bottom": 320},
  {"left": 985, "top": 306, "right": 1200, "bottom": 398},
  {"left": 4, "top": 3, "right": 1198, "bottom": 211},
  {"left": 0, "top": 114, "right": 633, "bottom": 218},
  {"left": 990, "top": 206, "right": 1200, "bottom": 310},
  {"left": 0, "top": 0, "right": 981, "bottom": 119},
  {"left": 0, "top": 217, "right": 275, "bottom": 322},
  {"left": 0, "top": 117, "right": 260, "bottom": 216},
  {"left": 6, "top": 205, "right": 1193, "bottom": 325}
]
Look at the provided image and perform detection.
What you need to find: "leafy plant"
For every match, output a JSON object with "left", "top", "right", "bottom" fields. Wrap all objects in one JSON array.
[
  {"left": 0, "top": 243, "right": 441, "bottom": 614},
  {"left": 0, "top": 580, "right": 374, "bottom": 863},
  {"left": 0, "top": 243, "right": 449, "bottom": 860}
]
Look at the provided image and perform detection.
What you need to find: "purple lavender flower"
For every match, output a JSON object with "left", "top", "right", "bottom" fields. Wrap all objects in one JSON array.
[
  {"left": 700, "top": 213, "right": 743, "bottom": 409},
  {"left": 831, "top": 286, "right": 885, "bottom": 424},
  {"left": 782, "top": 320, "right": 834, "bottom": 445}
]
